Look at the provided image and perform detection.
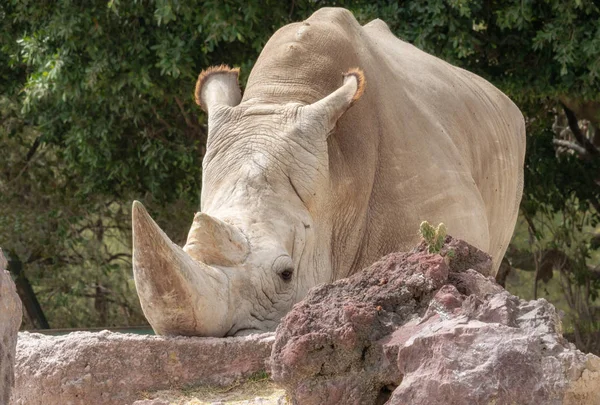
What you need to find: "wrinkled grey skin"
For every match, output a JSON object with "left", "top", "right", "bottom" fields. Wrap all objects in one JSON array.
[
  {"left": 132, "top": 69, "right": 361, "bottom": 336},
  {"left": 132, "top": 8, "right": 525, "bottom": 337},
  {"left": 198, "top": 104, "right": 333, "bottom": 333}
]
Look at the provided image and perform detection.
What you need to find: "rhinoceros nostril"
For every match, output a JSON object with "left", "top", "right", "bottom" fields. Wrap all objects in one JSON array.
[{"left": 280, "top": 268, "right": 294, "bottom": 282}]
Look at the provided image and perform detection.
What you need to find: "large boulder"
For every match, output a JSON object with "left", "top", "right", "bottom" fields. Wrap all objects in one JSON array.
[
  {"left": 12, "top": 331, "right": 274, "bottom": 405},
  {"left": 270, "top": 237, "right": 600, "bottom": 405},
  {"left": 0, "top": 249, "right": 22, "bottom": 405}
]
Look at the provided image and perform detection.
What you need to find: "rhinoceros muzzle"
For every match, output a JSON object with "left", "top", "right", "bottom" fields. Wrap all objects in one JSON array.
[{"left": 132, "top": 201, "right": 246, "bottom": 336}]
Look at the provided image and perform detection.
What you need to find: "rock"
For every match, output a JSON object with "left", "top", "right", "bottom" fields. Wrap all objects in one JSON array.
[
  {"left": 270, "top": 236, "right": 600, "bottom": 405},
  {"left": 12, "top": 331, "right": 274, "bottom": 405},
  {"left": 0, "top": 249, "right": 22, "bottom": 405}
]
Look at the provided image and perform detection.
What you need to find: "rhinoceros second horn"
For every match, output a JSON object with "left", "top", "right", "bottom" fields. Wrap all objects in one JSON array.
[{"left": 183, "top": 212, "right": 249, "bottom": 266}]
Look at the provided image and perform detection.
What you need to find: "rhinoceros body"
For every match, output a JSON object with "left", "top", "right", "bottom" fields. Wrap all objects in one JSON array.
[{"left": 132, "top": 8, "right": 525, "bottom": 336}]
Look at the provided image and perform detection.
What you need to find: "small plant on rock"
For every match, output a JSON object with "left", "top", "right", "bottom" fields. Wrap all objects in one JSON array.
[{"left": 419, "top": 221, "right": 447, "bottom": 254}]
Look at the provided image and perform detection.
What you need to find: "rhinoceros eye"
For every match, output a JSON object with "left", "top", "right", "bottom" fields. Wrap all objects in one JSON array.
[{"left": 273, "top": 255, "right": 294, "bottom": 282}]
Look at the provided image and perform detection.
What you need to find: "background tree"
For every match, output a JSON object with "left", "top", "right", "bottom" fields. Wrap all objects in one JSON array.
[{"left": 1, "top": 0, "right": 598, "bottom": 350}]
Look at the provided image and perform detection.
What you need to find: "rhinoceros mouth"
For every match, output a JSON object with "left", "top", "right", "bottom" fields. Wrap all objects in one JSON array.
[
  {"left": 232, "top": 328, "right": 264, "bottom": 336},
  {"left": 131, "top": 201, "right": 238, "bottom": 337}
]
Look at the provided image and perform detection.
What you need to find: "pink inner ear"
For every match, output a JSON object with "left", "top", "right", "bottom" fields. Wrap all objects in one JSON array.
[
  {"left": 343, "top": 68, "right": 366, "bottom": 104},
  {"left": 195, "top": 65, "right": 241, "bottom": 111}
]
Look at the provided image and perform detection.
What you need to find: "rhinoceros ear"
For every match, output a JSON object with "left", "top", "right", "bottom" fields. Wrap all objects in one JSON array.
[
  {"left": 195, "top": 65, "right": 242, "bottom": 113},
  {"left": 303, "top": 68, "right": 366, "bottom": 134}
]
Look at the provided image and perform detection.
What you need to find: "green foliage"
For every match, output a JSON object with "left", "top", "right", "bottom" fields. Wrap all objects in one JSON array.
[
  {"left": 507, "top": 205, "right": 600, "bottom": 353},
  {"left": 419, "top": 221, "right": 447, "bottom": 254},
  {"left": 358, "top": 0, "right": 600, "bottom": 102},
  {"left": 0, "top": 95, "right": 146, "bottom": 327}
]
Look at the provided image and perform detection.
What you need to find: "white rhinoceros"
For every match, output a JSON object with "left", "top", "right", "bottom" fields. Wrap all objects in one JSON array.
[{"left": 132, "top": 8, "right": 525, "bottom": 336}]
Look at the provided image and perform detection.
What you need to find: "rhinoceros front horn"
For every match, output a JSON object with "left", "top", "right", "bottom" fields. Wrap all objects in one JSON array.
[{"left": 131, "top": 201, "right": 233, "bottom": 336}]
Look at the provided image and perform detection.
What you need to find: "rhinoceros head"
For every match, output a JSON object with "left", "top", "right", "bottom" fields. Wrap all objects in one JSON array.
[{"left": 132, "top": 65, "right": 364, "bottom": 336}]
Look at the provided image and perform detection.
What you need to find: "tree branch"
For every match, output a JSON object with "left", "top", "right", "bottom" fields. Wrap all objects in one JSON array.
[
  {"left": 553, "top": 139, "right": 589, "bottom": 156},
  {"left": 6, "top": 141, "right": 47, "bottom": 186},
  {"left": 174, "top": 97, "right": 201, "bottom": 132},
  {"left": 561, "top": 103, "right": 600, "bottom": 157},
  {"left": 151, "top": 106, "right": 173, "bottom": 131},
  {"left": 25, "top": 136, "right": 42, "bottom": 162},
  {"left": 506, "top": 246, "right": 600, "bottom": 281},
  {"left": 523, "top": 213, "right": 539, "bottom": 239},
  {"left": 104, "top": 252, "right": 131, "bottom": 264}
]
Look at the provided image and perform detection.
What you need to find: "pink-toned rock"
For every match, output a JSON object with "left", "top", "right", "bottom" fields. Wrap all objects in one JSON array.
[
  {"left": 0, "top": 249, "right": 22, "bottom": 405},
  {"left": 12, "top": 331, "right": 274, "bottom": 405},
  {"left": 270, "top": 236, "right": 600, "bottom": 405}
]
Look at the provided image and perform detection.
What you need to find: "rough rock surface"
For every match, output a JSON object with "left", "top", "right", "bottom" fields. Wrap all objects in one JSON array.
[
  {"left": 270, "top": 236, "right": 600, "bottom": 405},
  {"left": 0, "top": 248, "right": 22, "bottom": 405},
  {"left": 12, "top": 331, "right": 274, "bottom": 405}
]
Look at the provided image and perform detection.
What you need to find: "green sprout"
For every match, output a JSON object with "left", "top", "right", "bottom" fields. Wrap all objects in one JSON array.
[{"left": 419, "top": 221, "right": 447, "bottom": 254}]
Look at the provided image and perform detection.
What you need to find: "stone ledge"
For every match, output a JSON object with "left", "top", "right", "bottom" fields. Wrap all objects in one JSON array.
[{"left": 12, "top": 331, "right": 274, "bottom": 405}]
